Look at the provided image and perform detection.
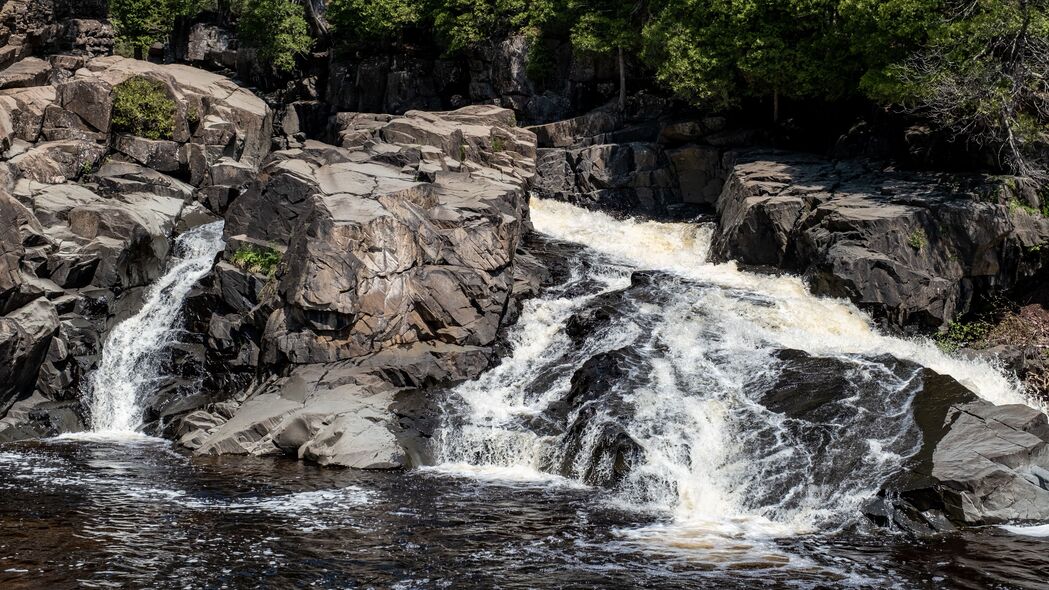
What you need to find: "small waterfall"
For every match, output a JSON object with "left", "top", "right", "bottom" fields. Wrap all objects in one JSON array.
[
  {"left": 435, "top": 198, "right": 1031, "bottom": 547},
  {"left": 87, "top": 221, "right": 225, "bottom": 433}
]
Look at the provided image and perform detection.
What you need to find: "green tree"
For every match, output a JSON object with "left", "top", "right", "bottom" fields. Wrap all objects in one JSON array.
[
  {"left": 643, "top": 0, "right": 853, "bottom": 121},
  {"left": 237, "top": 0, "right": 314, "bottom": 73},
  {"left": 876, "top": 0, "right": 1049, "bottom": 176},
  {"left": 569, "top": 0, "right": 640, "bottom": 110},
  {"left": 431, "top": 0, "right": 557, "bottom": 53},
  {"left": 326, "top": 0, "right": 424, "bottom": 41},
  {"left": 110, "top": 0, "right": 214, "bottom": 59}
]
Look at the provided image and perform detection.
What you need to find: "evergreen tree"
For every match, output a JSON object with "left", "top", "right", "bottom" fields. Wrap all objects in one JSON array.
[
  {"left": 569, "top": 0, "right": 641, "bottom": 111},
  {"left": 878, "top": 0, "right": 1049, "bottom": 176},
  {"left": 237, "top": 0, "right": 314, "bottom": 73}
]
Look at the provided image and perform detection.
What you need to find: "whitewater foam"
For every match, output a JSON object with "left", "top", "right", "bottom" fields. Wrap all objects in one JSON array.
[
  {"left": 433, "top": 197, "right": 1035, "bottom": 558},
  {"left": 528, "top": 198, "right": 1029, "bottom": 408},
  {"left": 86, "top": 221, "right": 225, "bottom": 432}
]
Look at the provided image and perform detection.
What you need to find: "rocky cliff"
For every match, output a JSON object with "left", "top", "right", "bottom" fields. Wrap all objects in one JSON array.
[
  {"left": 176, "top": 106, "right": 539, "bottom": 467},
  {"left": 0, "top": 52, "right": 270, "bottom": 440},
  {"left": 0, "top": 45, "right": 541, "bottom": 467},
  {"left": 712, "top": 151, "right": 1049, "bottom": 331}
]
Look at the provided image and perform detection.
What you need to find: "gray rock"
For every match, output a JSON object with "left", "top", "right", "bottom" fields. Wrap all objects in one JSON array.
[
  {"left": 712, "top": 151, "right": 1049, "bottom": 329},
  {"left": 882, "top": 370, "right": 1049, "bottom": 529},
  {"left": 0, "top": 56, "right": 50, "bottom": 89},
  {"left": 0, "top": 298, "right": 59, "bottom": 414},
  {"left": 190, "top": 364, "right": 407, "bottom": 469},
  {"left": 114, "top": 135, "right": 181, "bottom": 172}
]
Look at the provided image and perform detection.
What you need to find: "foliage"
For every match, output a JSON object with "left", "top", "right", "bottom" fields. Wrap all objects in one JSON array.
[
  {"left": 525, "top": 40, "right": 557, "bottom": 82},
  {"left": 642, "top": 0, "right": 857, "bottom": 112},
  {"left": 431, "top": 0, "right": 558, "bottom": 52},
  {"left": 569, "top": 0, "right": 636, "bottom": 54},
  {"left": 237, "top": 0, "right": 313, "bottom": 73},
  {"left": 327, "top": 0, "right": 424, "bottom": 41},
  {"left": 109, "top": 0, "right": 214, "bottom": 55},
  {"left": 907, "top": 228, "right": 928, "bottom": 250},
  {"left": 111, "top": 77, "right": 176, "bottom": 140},
  {"left": 230, "top": 245, "right": 282, "bottom": 276},
  {"left": 1009, "top": 198, "right": 1041, "bottom": 216},
  {"left": 874, "top": 0, "right": 1049, "bottom": 177},
  {"left": 935, "top": 319, "right": 992, "bottom": 352}
]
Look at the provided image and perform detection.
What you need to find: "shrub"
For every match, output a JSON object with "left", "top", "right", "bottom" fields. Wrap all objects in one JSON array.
[
  {"left": 935, "top": 320, "right": 992, "bottom": 352},
  {"left": 907, "top": 229, "right": 927, "bottom": 251},
  {"left": 110, "top": 77, "right": 176, "bottom": 140},
  {"left": 237, "top": 0, "right": 313, "bottom": 74},
  {"left": 230, "top": 245, "right": 282, "bottom": 276}
]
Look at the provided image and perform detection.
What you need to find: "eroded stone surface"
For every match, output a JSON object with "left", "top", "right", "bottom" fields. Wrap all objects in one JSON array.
[{"left": 712, "top": 151, "right": 1049, "bottom": 329}]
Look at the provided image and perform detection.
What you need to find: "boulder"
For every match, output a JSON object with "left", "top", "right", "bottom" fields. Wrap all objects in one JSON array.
[
  {"left": 189, "top": 364, "right": 407, "bottom": 469},
  {"left": 878, "top": 370, "right": 1049, "bottom": 530},
  {"left": 0, "top": 298, "right": 59, "bottom": 414},
  {"left": 712, "top": 151, "right": 1049, "bottom": 329},
  {"left": 113, "top": 135, "right": 181, "bottom": 172},
  {"left": 0, "top": 56, "right": 50, "bottom": 89}
]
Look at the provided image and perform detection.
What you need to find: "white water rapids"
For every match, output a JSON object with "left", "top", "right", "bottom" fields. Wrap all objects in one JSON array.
[
  {"left": 86, "top": 221, "right": 225, "bottom": 433},
  {"left": 434, "top": 197, "right": 1033, "bottom": 563}
]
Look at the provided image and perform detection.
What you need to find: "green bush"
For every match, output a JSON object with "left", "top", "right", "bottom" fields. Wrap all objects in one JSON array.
[
  {"left": 110, "top": 77, "right": 176, "bottom": 140},
  {"left": 907, "top": 229, "right": 927, "bottom": 251},
  {"left": 935, "top": 320, "right": 991, "bottom": 352},
  {"left": 237, "top": 0, "right": 313, "bottom": 74},
  {"left": 230, "top": 245, "right": 282, "bottom": 276}
]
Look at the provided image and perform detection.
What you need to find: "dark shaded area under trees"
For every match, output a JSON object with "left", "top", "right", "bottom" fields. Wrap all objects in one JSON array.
[{"left": 106, "top": 0, "right": 1048, "bottom": 180}]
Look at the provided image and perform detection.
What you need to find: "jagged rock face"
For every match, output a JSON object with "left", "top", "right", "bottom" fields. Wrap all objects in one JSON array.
[
  {"left": 0, "top": 55, "right": 273, "bottom": 440},
  {"left": 0, "top": 0, "right": 110, "bottom": 69},
  {"left": 529, "top": 109, "right": 742, "bottom": 217},
  {"left": 712, "top": 151, "right": 1049, "bottom": 330},
  {"left": 174, "top": 105, "right": 540, "bottom": 468}
]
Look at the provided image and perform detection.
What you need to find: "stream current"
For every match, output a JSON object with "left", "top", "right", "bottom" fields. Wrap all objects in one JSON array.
[{"left": 1, "top": 199, "right": 1047, "bottom": 588}]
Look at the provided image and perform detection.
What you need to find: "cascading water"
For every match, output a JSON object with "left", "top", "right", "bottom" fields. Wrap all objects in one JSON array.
[
  {"left": 86, "top": 221, "right": 225, "bottom": 433},
  {"left": 434, "top": 197, "right": 1033, "bottom": 559}
]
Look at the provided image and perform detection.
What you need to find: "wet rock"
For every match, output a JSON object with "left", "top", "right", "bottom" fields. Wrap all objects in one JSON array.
[
  {"left": 880, "top": 370, "right": 1049, "bottom": 530},
  {"left": 550, "top": 347, "right": 643, "bottom": 486}
]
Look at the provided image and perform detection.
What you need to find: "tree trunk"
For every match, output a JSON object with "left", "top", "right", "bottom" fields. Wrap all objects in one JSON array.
[
  {"left": 773, "top": 88, "right": 780, "bottom": 124},
  {"left": 618, "top": 46, "right": 626, "bottom": 112}
]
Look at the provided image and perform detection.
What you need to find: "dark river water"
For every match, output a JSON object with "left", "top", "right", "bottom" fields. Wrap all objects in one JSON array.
[{"left": 0, "top": 436, "right": 1046, "bottom": 589}]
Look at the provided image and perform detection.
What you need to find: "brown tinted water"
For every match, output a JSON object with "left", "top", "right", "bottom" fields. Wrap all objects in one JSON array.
[{"left": 0, "top": 436, "right": 1046, "bottom": 589}]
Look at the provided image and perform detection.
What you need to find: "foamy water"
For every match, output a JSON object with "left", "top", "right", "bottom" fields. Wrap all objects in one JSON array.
[
  {"left": 86, "top": 221, "right": 225, "bottom": 432},
  {"left": 528, "top": 198, "right": 1028, "bottom": 407},
  {"left": 432, "top": 197, "right": 1034, "bottom": 567}
]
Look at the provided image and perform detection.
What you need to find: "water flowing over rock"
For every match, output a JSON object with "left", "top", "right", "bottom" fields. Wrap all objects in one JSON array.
[
  {"left": 0, "top": 53, "right": 271, "bottom": 441},
  {"left": 175, "top": 105, "right": 539, "bottom": 467},
  {"left": 87, "top": 221, "right": 224, "bottom": 432},
  {"left": 431, "top": 198, "right": 1047, "bottom": 538}
]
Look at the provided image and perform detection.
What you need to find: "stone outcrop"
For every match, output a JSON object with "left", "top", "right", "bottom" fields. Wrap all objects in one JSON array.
[
  {"left": 711, "top": 151, "right": 1049, "bottom": 330},
  {"left": 170, "top": 105, "right": 539, "bottom": 468},
  {"left": 873, "top": 371, "right": 1049, "bottom": 532},
  {"left": 0, "top": 54, "right": 271, "bottom": 440},
  {"left": 0, "top": 0, "right": 111, "bottom": 69},
  {"left": 530, "top": 108, "right": 750, "bottom": 217}
]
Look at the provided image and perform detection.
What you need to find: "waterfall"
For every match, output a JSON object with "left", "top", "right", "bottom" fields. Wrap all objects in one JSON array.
[
  {"left": 434, "top": 198, "right": 1030, "bottom": 545},
  {"left": 87, "top": 221, "right": 225, "bottom": 433}
]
